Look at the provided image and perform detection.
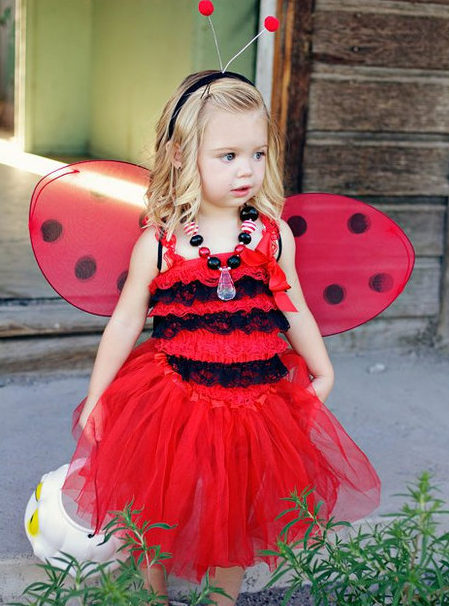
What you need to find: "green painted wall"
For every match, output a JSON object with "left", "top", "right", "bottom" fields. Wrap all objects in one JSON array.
[
  {"left": 192, "top": 0, "right": 259, "bottom": 75},
  {"left": 24, "top": 0, "right": 259, "bottom": 160},
  {"left": 24, "top": 0, "right": 91, "bottom": 154},
  {"left": 89, "top": 0, "right": 195, "bottom": 163}
]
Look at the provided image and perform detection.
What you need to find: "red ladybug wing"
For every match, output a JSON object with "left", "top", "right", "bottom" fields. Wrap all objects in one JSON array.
[
  {"left": 30, "top": 163, "right": 415, "bottom": 330},
  {"left": 29, "top": 160, "right": 149, "bottom": 316},
  {"left": 282, "top": 193, "right": 415, "bottom": 336}
]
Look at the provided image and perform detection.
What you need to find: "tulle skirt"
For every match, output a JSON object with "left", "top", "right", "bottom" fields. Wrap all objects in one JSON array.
[{"left": 62, "top": 337, "right": 381, "bottom": 583}]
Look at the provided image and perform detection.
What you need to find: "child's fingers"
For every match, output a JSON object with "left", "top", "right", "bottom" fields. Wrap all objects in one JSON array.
[
  {"left": 306, "top": 382, "right": 317, "bottom": 397},
  {"left": 306, "top": 381, "right": 324, "bottom": 403},
  {"left": 80, "top": 413, "right": 101, "bottom": 446}
]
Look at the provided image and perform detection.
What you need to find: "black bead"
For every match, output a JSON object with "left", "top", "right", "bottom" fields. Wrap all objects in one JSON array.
[
  {"left": 207, "top": 256, "right": 221, "bottom": 270},
  {"left": 238, "top": 232, "right": 252, "bottom": 244},
  {"left": 227, "top": 255, "right": 241, "bottom": 269},
  {"left": 190, "top": 234, "right": 204, "bottom": 247},
  {"left": 240, "top": 204, "right": 259, "bottom": 222}
]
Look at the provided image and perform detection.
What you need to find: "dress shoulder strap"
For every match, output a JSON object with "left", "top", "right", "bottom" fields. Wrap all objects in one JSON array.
[
  {"left": 155, "top": 225, "right": 179, "bottom": 272},
  {"left": 157, "top": 232, "right": 163, "bottom": 271},
  {"left": 260, "top": 213, "right": 282, "bottom": 262},
  {"left": 276, "top": 233, "right": 282, "bottom": 262}
]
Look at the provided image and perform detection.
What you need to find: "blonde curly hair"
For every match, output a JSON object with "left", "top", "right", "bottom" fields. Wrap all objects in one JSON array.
[{"left": 144, "top": 70, "right": 284, "bottom": 240}]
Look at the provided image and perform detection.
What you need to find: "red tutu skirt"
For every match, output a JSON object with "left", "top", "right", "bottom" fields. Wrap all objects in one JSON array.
[{"left": 62, "top": 337, "right": 381, "bottom": 583}]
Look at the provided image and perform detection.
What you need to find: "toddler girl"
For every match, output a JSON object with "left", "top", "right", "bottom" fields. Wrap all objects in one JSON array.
[{"left": 62, "top": 70, "right": 381, "bottom": 606}]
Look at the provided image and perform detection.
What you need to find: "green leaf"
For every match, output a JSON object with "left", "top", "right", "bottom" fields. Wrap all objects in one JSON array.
[{"left": 258, "top": 548, "right": 281, "bottom": 557}]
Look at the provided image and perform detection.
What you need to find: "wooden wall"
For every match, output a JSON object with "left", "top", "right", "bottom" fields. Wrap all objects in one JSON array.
[{"left": 274, "top": 0, "right": 449, "bottom": 352}]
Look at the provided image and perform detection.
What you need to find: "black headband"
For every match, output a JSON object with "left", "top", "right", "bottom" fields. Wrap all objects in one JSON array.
[{"left": 167, "top": 71, "right": 254, "bottom": 140}]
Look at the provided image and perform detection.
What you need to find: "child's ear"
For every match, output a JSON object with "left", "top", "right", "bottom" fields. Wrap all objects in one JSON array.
[{"left": 165, "top": 141, "right": 183, "bottom": 170}]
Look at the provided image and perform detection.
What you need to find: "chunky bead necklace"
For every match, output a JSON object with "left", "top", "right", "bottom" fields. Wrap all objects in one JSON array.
[{"left": 182, "top": 204, "right": 259, "bottom": 301}]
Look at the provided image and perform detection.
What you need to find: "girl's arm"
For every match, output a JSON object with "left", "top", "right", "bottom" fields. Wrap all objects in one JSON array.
[
  {"left": 277, "top": 219, "right": 335, "bottom": 403},
  {"left": 79, "top": 225, "right": 160, "bottom": 429}
]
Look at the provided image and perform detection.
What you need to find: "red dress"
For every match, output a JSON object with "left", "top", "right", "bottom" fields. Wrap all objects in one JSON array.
[{"left": 62, "top": 213, "right": 381, "bottom": 583}]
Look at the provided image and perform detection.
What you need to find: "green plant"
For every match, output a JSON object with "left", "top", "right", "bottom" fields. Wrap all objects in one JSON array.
[
  {"left": 261, "top": 471, "right": 449, "bottom": 605},
  {"left": 10, "top": 502, "right": 231, "bottom": 605},
  {"left": 0, "top": 6, "right": 12, "bottom": 26}
]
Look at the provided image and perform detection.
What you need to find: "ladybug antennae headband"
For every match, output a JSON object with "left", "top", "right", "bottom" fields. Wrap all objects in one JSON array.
[
  {"left": 167, "top": 71, "right": 253, "bottom": 140},
  {"left": 198, "top": 1, "right": 279, "bottom": 73},
  {"left": 167, "top": 2, "right": 279, "bottom": 141}
]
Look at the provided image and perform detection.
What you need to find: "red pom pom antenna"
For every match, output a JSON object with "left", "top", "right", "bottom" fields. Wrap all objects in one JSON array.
[
  {"left": 264, "top": 16, "right": 279, "bottom": 32},
  {"left": 199, "top": 1, "right": 214, "bottom": 17}
]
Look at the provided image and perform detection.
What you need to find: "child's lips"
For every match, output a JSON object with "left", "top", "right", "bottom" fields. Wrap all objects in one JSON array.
[{"left": 231, "top": 186, "right": 251, "bottom": 197}]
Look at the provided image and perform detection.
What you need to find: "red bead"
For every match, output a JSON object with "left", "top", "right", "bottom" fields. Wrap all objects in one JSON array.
[
  {"left": 264, "top": 16, "right": 279, "bottom": 32},
  {"left": 198, "top": 1, "right": 214, "bottom": 16},
  {"left": 234, "top": 244, "right": 245, "bottom": 253},
  {"left": 199, "top": 246, "right": 211, "bottom": 257}
]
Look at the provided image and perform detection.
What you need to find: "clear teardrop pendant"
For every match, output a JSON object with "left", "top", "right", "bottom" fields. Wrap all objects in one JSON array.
[{"left": 217, "top": 266, "right": 236, "bottom": 301}]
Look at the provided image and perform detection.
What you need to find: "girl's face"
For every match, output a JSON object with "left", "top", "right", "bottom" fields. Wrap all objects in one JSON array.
[{"left": 197, "top": 108, "right": 268, "bottom": 217}]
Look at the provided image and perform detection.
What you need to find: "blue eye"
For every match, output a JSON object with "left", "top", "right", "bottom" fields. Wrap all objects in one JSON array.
[
  {"left": 254, "top": 151, "right": 266, "bottom": 160},
  {"left": 223, "top": 153, "right": 235, "bottom": 162}
]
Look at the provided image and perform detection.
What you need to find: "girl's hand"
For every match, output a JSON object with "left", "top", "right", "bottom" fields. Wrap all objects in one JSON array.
[
  {"left": 306, "top": 376, "right": 334, "bottom": 403},
  {"left": 79, "top": 396, "right": 99, "bottom": 432}
]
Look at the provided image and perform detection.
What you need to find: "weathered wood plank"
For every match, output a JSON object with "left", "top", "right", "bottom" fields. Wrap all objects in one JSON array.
[
  {"left": 397, "top": 0, "right": 449, "bottom": 5},
  {"left": 289, "top": 199, "right": 445, "bottom": 256},
  {"left": 313, "top": 10, "right": 449, "bottom": 70},
  {"left": 313, "top": 63, "right": 449, "bottom": 79},
  {"left": 380, "top": 257, "right": 440, "bottom": 318},
  {"left": 0, "top": 332, "right": 152, "bottom": 374},
  {"left": 317, "top": 0, "right": 449, "bottom": 14},
  {"left": 369, "top": 204, "right": 446, "bottom": 257},
  {"left": 302, "top": 138, "right": 449, "bottom": 196},
  {"left": 0, "top": 300, "right": 155, "bottom": 338},
  {"left": 271, "top": 0, "right": 314, "bottom": 194},
  {"left": 0, "top": 335, "right": 101, "bottom": 374},
  {"left": 308, "top": 77, "right": 449, "bottom": 133},
  {"left": 325, "top": 316, "right": 435, "bottom": 353},
  {"left": 0, "top": 300, "right": 109, "bottom": 337},
  {"left": 0, "top": 239, "right": 54, "bottom": 299}
]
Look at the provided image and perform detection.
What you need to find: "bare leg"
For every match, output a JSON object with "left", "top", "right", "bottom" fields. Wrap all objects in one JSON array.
[
  {"left": 208, "top": 566, "right": 245, "bottom": 606},
  {"left": 142, "top": 563, "right": 169, "bottom": 606}
]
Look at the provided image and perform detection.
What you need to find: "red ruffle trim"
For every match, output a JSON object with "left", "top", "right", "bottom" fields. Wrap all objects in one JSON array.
[
  {"left": 152, "top": 331, "right": 289, "bottom": 363},
  {"left": 149, "top": 293, "right": 277, "bottom": 319},
  {"left": 153, "top": 350, "right": 278, "bottom": 409},
  {"left": 149, "top": 258, "right": 269, "bottom": 295}
]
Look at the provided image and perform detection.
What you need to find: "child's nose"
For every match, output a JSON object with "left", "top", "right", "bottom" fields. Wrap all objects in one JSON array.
[{"left": 237, "top": 159, "right": 252, "bottom": 177}]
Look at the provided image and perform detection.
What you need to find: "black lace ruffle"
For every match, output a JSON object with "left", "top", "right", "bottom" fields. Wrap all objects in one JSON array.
[
  {"left": 166, "top": 354, "right": 288, "bottom": 387},
  {"left": 152, "top": 308, "right": 290, "bottom": 339},
  {"left": 151, "top": 276, "right": 271, "bottom": 307}
]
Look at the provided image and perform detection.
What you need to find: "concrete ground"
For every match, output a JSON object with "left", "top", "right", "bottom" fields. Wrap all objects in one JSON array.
[{"left": 1, "top": 347, "right": 449, "bottom": 604}]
